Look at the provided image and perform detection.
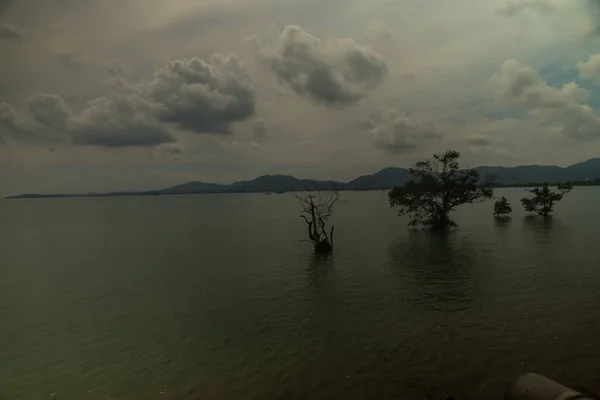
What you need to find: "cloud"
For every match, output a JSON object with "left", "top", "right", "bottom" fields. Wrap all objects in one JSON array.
[
  {"left": 366, "top": 19, "right": 392, "bottom": 45},
  {"left": 490, "top": 59, "right": 600, "bottom": 140},
  {"left": 582, "top": 0, "right": 600, "bottom": 38},
  {"left": 0, "top": 23, "right": 22, "bottom": 40},
  {"left": 104, "top": 60, "right": 129, "bottom": 78},
  {"left": 258, "top": 25, "right": 388, "bottom": 107},
  {"left": 0, "top": 102, "right": 19, "bottom": 128},
  {"left": 498, "top": 0, "right": 600, "bottom": 40},
  {"left": 26, "top": 93, "right": 73, "bottom": 126},
  {"left": 153, "top": 143, "right": 186, "bottom": 160},
  {"left": 159, "top": 143, "right": 185, "bottom": 155},
  {"left": 367, "top": 109, "right": 442, "bottom": 154},
  {"left": 466, "top": 135, "right": 491, "bottom": 146},
  {"left": 293, "top": 139, "right": 315, "bottom": 147},
  {"left": 0, "top": 103, "right": 23, "bottom": 144},
  {"left": 490, "top": 60, "right": 589, "bottom": 108},
  {"left": 252, "top": 120, "right": 269, "bottom": 138},
  {"left": 578, "top": 53, "right": 600, "bottom": 80},
  {"left": 1, "top": 93, "right": 174, "bottom": 148},
  {"left": 1, "top": 52, "right": 256, "bottom": 148},
  {"left": 57, "top": 53, "right": 85, "bottom": 70},
  {"left": 70, "top": 95, "right": 175, "bottom": 147},
  {"left": 498, "top": 0, "right": 555, "bottom": 17},
  {"left": 1, "top": 97, "right": 70, "bottom": 145},
  {"left": 144, "top": 54, "right": 256, "bottom": 133}
]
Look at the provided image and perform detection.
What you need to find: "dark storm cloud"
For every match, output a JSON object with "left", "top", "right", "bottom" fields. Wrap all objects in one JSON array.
[
  {"left": 145, "top": 54, "right": 256, "bottom": 133},
  {"left": 367, "top": 110, "right": 442, "bottom": 154},
  {"left": 1, "top": 52, "right": 256, "bottom": 148},
  {"left": 259, "top": 25, "right": 388, "bottom": 107},
  {"left": 0, "top": 22, "right": 22, "bottom": 40},
  {"left": 71, "top": 96, "right": 175, "bottom": 147},
  {"left": 1, "top": 98, "right": 69, "bottom": 145},
  {"left": 3, "top": 93, "right": 174, "bottom": 148},
  {"left": 26, "top": 93, "right": 72, "bottom": 126}
]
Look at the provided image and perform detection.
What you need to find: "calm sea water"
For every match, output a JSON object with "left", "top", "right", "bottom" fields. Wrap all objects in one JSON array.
[{"left": 2, "top": 188, "right": 600, "bottom": 400}]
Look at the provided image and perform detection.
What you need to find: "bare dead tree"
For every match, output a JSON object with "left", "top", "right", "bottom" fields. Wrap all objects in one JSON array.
[{"left": 294, "top": 190, "right": 339, "bottom": 254}]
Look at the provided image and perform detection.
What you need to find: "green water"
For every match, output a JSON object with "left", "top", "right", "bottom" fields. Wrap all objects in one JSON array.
[{"left": 1, "top": 188, "right": 600, "bottom": 399}]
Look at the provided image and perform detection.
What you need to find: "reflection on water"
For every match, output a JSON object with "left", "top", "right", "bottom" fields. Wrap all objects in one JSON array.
[
  {"left": 388, "top": 231, "right": 478, "bottom": 311},
  {"left": 3, "top": 190, "right": 600, "bottom": 400},
  {"left": 523, "top": 215, "right": 553, "bottom": 229},
  {"left": 305, "top": 253, "right": 334, "bottom": 295},
  {"left": 493, "top": 216, "right": 511, "bottom": 228},
  {"left": 522, "top": 215, "right": 565, "bottom": 247}
]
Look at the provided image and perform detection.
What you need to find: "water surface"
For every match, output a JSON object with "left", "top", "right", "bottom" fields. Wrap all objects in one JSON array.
[{"left": 2, "top": 188, "right": 600, "bottom": 399}]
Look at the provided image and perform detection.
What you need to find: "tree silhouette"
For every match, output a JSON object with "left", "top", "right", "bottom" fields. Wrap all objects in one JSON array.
[
  {"left": 388, "top": 150, "right": 493, "bottom": 230},
  {"left": 521, "top": 183, "right": 572, "bottom": 216},
  {"left": 493, "top": 196, "right": 512, "bottom": 217},
  {"left": 295, "top": 190, "right": 339, "bottom": 254}
]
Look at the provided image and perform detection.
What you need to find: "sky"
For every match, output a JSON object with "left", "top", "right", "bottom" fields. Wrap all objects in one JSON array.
[{"left": 2, "top": 0, "right": 600, "bottom": 195}]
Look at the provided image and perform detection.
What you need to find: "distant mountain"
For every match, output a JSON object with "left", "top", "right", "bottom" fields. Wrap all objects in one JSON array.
[
  {"left": 475, "top": 159, "right": 600, "bottom": 184},
  {"left": 7, "top": 158, "right": 600, "bottom": 199},
  {"left": 228, "top": 175, "right": 342, "bottom": 192},
  {"left": 346, "top": 167, "right": 410, "bottom": 189},
  {"left": 565, "top": 158, "right": 600, "bottom": 179},
  {"left": 475, "top": 166, "right": 569, "bottom": 185},
  {"left": 160, "top": 181, "right": 226, "bottom": 195}
]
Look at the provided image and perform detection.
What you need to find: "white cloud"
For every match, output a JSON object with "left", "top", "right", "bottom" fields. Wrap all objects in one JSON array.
[
  {"left": 498, "top": 0, "right": 600, "bottom": 41},
  {"left": 578, "top": 53, "right": 600, "bottom": 80},
  {"left": 498, "top": 0, "right": 555, "bottom": 17},
  {"left": 258, "top": 25, "right": 388, "bottom": 107},
  {"left": 490, "top": 59, "right": 600, "bottom": 140}
]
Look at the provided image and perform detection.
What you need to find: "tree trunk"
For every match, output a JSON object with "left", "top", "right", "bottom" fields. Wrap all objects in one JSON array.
[
  {"left": 430, "top": 209, "right": 451, "bottom": 230},
  {"left": 314, "top": 239, "right": 332, "bottom": 254}
]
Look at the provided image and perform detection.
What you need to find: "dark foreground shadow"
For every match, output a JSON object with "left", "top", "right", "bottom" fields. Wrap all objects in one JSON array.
[{"left": 388, "top": 230, "right": 479, "bottom": 309}]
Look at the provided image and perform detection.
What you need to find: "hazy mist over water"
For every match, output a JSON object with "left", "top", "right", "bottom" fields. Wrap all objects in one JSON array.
[{"left": 2, "top": 188, "right": 600, "bottom": 400}]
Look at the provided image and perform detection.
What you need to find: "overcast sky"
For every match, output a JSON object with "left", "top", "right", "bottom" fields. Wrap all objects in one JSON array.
[{"left": 2, "top": 0, "right": 600, "bottom": 195}]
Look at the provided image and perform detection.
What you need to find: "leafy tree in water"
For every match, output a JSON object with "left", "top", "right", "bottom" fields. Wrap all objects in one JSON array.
[
  {"left": 388, "top": 150, "right": 493, "bottom": 230},
  {"left": 493, "top": 196, "right": 512, "bottom": 217},
  {"left": 295, "top": 190, "right": 339, "bottom": 254},
  {"left": 521, "top": 183, "right": 572, "bottom": 216}
]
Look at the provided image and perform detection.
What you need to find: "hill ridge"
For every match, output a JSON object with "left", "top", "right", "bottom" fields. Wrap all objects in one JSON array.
[{"left": 7, "top": 158, "right": 600, "bottom": 199}]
